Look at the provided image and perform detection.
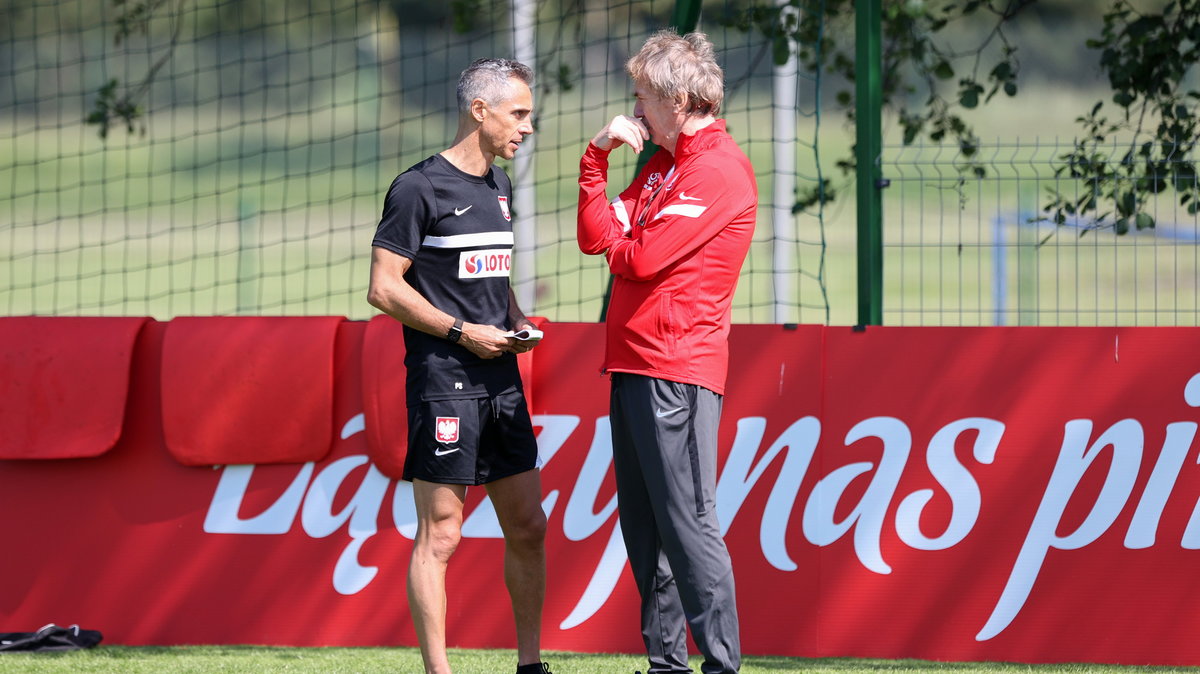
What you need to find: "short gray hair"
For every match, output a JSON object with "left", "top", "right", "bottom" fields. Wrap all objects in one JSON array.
[
  {"left": 456, "top": 58, "right": 534, "bottom": 114},
  {"left": 627, "top": 30, "right": 724, "bottom": 116}
]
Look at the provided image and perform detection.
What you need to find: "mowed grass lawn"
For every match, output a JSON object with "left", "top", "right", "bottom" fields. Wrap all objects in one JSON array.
[{"left": 0, "top": 647, "right": 1198, "bottom": 673}]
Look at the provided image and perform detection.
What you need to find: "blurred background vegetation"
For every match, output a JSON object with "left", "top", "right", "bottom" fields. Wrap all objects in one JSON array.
[{"left": 1, "top": 0, "right": 1196, "bottom": 325}]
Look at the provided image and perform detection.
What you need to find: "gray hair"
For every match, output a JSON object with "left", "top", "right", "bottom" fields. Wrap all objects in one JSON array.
[
  {"left": 627, "top": 30, "right": 724, "bottom": 116},
  {"left": 456, "top": 58, "right": 534, "bottom": 114}
]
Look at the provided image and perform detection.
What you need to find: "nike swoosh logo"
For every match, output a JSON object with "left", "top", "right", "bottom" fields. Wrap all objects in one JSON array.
[
  {"left": 434, "top": 447, "right": 461, "bottom": 456},
  {"left": 655, "top": 406, "right": 686, "bottom": 418},
  {"left": 678, "top": 192, "right": 702, "bottom": 201},
  {"left": 454, "top": 205, "right": 472, "bottom": 216}
]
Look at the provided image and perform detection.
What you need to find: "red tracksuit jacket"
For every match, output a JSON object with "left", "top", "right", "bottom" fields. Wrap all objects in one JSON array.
[{"left": 577, "top": 120, "right": 757, "bottom": 395}]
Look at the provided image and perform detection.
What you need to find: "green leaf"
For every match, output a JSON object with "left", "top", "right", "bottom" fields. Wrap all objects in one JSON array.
[
  {"left": 934, "top": 61, "right": 954, "bottom": 80},
  {"left": 1119, "top": 191, "right": 1137, "bottom": 217},
  {"left": 1003, "top": 82, "right": 1017, "bottom": 97},
  {"left": 1135, "top": 213, "right": 1155, "bottom": 230},
  {"left": 959, "top": 88, "right": 978, "bottom": 109},
  {"left": 1115, "top": 217, "right": 1130, "bottom": 235}
]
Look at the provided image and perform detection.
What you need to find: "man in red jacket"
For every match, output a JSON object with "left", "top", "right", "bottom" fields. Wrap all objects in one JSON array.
[{"left": 576, "top": 29, "right": 756, "bottom": 674}]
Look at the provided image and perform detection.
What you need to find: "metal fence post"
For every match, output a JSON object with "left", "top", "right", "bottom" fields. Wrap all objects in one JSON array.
[{"left": 855, "top": 0, "right": 884, "bottom": 326}]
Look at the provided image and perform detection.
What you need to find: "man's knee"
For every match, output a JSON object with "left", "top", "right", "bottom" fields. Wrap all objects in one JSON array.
[
  {"left": 418, "top": 521, "right": 463, "bottom": 563},
  {"left": 505, "top": 506, "right": 547, "bottom": 551}
]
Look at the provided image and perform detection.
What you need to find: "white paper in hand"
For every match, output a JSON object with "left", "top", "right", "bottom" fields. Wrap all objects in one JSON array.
[{"left": 505, "top": 328, "right": 544, "bottom": 341}]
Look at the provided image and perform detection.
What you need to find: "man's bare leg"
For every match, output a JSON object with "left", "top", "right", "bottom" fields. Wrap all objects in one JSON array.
[
  {"left": 485, "top": 469, "right": 547, "bottom": 667},
  {"left": 408, "top": 479, "right": 468, "bottom": 674}
]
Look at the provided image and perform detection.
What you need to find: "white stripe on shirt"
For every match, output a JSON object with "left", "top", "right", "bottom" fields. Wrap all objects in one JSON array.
[
  {"left": 654, "top": 203, "right": 708, "bottom": 220},
  {"left": 421, "top": 231, "right": 514, "bottom": 249},
  {"left": 611, "top": 198, "right": 632, "bottom": 235}
]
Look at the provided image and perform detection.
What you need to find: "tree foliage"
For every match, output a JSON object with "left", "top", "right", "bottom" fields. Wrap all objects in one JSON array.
[
  {"left": 85, "top": 0, "right": 492, "bottom": 138},
  {"left": 82, "top": 0, "right": 1199, "bottom": 240},
  {"left": 721, "top": 0, "right": 1199, "bottom": 235},
  {"left": 86, "top": 0, "right": 188, "bottom": 138},
  {"left": 1041, "top": 0, "right": 1200, "bottom": 236},
  {"left": 721, "top": 0, "right": 1033, "bottom": 198}
]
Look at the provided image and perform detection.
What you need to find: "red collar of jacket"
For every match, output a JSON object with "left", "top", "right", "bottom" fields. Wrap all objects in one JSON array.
[{"left": 670, "top": 119, "right": 728, "bottom": 160}]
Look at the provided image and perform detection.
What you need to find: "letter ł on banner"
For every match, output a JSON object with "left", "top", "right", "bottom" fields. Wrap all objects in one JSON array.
[
  {"left": 557, "top": 416, "right": 627, "bottom": 629},
  {"left": 562, "top": 416, "right": 617, "bottom": 542},
  {"left": 978, "top": 418, "right": 1143, "bottom": 641},
  {"left": 532, "top": 415, "right": 580, "bottom": 469},
  {"left": 532, "top": 414, "right": 574, "bottom": 515},
  {"left": 896, "top": 418, "right": 1004, "bottom": 550},
  {"left": 802, "top": 417, "right": 911, "bottom": 574},
  {"left": 559, "top": 522, "right": 627, "bottom": 630},
  {"left": 715, "top": 416, "right": 820, "bottom": 571}
]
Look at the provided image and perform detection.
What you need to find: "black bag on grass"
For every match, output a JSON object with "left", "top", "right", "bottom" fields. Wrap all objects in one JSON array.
[{"left": 0, "top": 623, "right": 102, "bottom": 652}]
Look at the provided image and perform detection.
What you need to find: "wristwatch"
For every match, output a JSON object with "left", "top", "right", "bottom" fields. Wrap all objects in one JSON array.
[{"left": 446, "top": 318, "right": 463, "bottom": 344}]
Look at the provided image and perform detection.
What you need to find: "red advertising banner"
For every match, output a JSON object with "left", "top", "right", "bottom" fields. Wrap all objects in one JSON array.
[{"left": 2, "top": 319, "right": 1200, "bottom": 665}]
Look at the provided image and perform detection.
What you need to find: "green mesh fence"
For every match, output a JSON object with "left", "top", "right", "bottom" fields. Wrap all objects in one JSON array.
[
  {"left": 6, "top": 2, "right": 1200, "bottom": 327},
  {"left": 1, "top": 0, "right": 831, "bottom": 323}
]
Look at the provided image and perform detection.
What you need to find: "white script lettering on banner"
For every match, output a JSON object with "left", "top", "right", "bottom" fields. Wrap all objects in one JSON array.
[
  {"left": 201, "top": 373, "right": 1200, "bottom": 641},
  {"left": 977, "top": 373, "right": 1200, "bottom": 640}
]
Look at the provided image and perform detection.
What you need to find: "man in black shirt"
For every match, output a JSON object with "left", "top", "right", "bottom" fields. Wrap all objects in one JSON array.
[{"left": 368, "top": 58, "right": 550, "bottom": 674}]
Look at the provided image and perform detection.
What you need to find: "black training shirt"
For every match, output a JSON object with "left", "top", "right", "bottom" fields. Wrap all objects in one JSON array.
[{"left": 373, "top": 154, "right": 521, "bottom": 404}]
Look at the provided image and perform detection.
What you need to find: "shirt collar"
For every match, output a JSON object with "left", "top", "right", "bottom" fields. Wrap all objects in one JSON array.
[{"left": 673, "top": 119, "right": 727, "bottom": 159}]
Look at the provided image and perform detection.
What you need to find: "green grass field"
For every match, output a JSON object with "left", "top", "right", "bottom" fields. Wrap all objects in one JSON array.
[{"left": 0, "top": 647, "right": 1197, "bottom": 674}]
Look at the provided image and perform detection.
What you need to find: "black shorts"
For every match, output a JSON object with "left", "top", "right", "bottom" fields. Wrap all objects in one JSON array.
[{"left": 403, "top": 389, "right": 539, "bottom": 485}]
